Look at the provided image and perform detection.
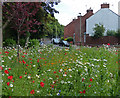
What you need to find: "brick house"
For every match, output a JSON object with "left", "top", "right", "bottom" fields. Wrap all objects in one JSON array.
[
  {"left": 64, "top": 3, "right": 120, "bottom": 45},
  {"left": 64, "top": 8, "right": 93, "bottom": 45}
]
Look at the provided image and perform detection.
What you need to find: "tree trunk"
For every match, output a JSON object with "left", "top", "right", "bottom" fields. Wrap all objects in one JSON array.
[
  {"left": 25, "top": 36, "right": 29, "bottom": 48},
  {"left": 0, "top": 3, "right": 2, "bottom": 48},
  {"left": 17, "top": 30, "right": 20, "bottom": 61}
]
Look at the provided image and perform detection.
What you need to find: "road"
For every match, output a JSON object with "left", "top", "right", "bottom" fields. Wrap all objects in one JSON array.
[{"left": 42, "top": 40, "right": 70, "bottom": 49}]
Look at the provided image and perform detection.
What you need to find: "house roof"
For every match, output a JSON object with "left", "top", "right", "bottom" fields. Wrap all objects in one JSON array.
[{"left": 87, "top": 8, "right": 120, "bottom": 20}]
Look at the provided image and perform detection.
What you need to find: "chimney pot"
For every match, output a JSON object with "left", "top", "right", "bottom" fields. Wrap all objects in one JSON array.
[
  {"left": 101, "top": 3, "right": 109, "bottom": 8},
  {"left": 87, "top": 8, "right": 93, "bottom": 13}
]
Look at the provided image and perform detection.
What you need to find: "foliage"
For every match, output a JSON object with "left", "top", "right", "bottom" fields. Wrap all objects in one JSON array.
[
  {"left": 44, "top": 18, "right": 64, "bottom": 39},
  {"left": 1, "top": 45, "right": 119, "bottom": 96},
  {"left": 3, "top": 3, "right": 62, "bottom": 44},
  {"left": 28, "top": 39, "right": 40, "bottom": 48},
  {"left": 93, "top": 24, "right": 105, "bottom": 38},
  {"left": 19, "top": 39, "right": 26, "bottom": 47},
  {"left": 3, "top": 39, "right": 16, "bottom": 47},
  {"left": 106, "top": 30, "right": 116, "bottom": 36},
  {"left": 65, "top": 37, "right": 73, "bottom": 42},
  {"left": 115, "top": 29, "right": 120, "bottom": 38},
  {"left": 61, "top": 37, "right": 64, "bottom": 40}
]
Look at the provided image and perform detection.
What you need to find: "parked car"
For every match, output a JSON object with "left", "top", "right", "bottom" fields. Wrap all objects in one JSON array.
[
  {"left": 51, "top": 38, "right": 60, "bottom": 44},
  {"left": 59, "top": 40, "right": 70, "bottom": 47}
]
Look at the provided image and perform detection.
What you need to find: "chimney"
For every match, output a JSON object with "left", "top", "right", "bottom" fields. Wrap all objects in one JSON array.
[
  {"left": 101, "top": 3, "right": 109, "bottom": 8},
  {"left": 87, "top": 7, "right": 93, "bottom": 13},
  {"left": 77, "top": 16, "right": 80, "bottom": 19}
]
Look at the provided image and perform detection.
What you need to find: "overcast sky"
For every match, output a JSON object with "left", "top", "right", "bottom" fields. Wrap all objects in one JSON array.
[{"left": 53, "top": 0, "right": 120, "bottom": 26}]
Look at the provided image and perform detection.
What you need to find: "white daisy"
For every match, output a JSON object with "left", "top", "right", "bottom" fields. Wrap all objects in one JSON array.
[
  {"left": 28, "top": 76, "right": 31, "bottom": 79},
  {"left": 33, "top": 65, "right": 36, "bottom": 67},
  {"left": 63, "top": 74, "right": 67, "bottom": 77},
  {"left": 10, "top": 84, "right": 13, "bottom": 87}
]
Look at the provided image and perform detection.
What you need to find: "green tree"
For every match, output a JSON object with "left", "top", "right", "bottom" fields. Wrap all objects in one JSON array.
[
  {"left": 115, "top": 29, "right": 120, "bottom": 38},
  {"left": 106, "top": 30, "right": 116, "bottom": 36},
  {"left": 93, "top": 24, "right": 105, "bottom": 38}
]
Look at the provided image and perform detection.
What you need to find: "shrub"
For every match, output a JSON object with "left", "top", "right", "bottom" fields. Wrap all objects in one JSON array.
[
  {"left": 61, "top": 37, "right": 64, "bottom": 40},
  {"left": 115, "top": 29, "right": 120, "bottom": 38},
  {"left": 28, "top": 39, "right": 40, "bottom": 47},
  {"left": 106, "top": 30, "right": 116, "bottom": 36},
  {"left": 19, "top": 39, "right": 26, "bottom": 47},
  {"left": 4, "top": 39, "right": 16, "bottom": 47},
  {"left": 93, "top": 24, "right": 105, "bottom": 38},
  {"left": 65, "top": 37, "right": 73, "bottom": 42}
]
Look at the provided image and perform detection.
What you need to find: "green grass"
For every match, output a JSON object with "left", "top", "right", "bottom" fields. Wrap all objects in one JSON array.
[{"left": 1, "top": 45, "right": 119, "bottom": 96}]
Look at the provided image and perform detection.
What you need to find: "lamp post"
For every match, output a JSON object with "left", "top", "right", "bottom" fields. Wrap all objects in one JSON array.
[{"left": 79, "top": 13, "right": 82, "bottom": 46}]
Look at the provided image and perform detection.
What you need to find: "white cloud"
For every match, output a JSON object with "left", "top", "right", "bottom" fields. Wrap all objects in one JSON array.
[{"left": 54, "top": 0, "right": 119, "bottom": 26}]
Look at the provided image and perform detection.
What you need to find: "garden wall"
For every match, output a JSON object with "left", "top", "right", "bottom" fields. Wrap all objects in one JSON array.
[{"left": 85, "top": 35, "right": 120, "bottom": 45}]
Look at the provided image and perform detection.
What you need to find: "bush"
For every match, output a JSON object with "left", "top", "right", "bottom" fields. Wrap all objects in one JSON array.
[
  {"left": 4, "top": 39, "right": 16, "bottom": 47},
  {"left": 106, "top": 30, "right": 116, "bottom": 36},
  {"left": 28, "top": 39, "right": 40, "bottom": 47},
  {"left": 20, "top": 39, "right": 26, "bottom": 47},
  {"left": 115, "top": 29, "right": 120, "bottom": 38},
  {"left": 61, "top": 37, "right": 64, "bottom": 40},
  {"left": 93, "top": 24, "right": 105, "bottom": 38},
  {"left": 65, "top": 37, "right": 73, "bottom": 42}
]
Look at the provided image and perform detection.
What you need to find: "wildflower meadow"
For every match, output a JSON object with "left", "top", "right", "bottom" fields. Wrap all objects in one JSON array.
[{"left": 0, "top": 45, "right": 120, "bottom": 96}]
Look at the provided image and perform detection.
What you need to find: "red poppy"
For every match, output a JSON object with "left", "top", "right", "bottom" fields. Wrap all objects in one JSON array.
[
  {"left": 51, "top": 85, "right": 54, "bottom": 88},
  {"left": 8, "top": 76, "right": 13, "bottom": 80},
  {"left": 43, "top": 79, "right": 45, "bottom": 81},
  {"left": 65, "top": 53, "right": 67, "bottom": 55},
  {"left": 4, "top": 70, "right": 9, "bottom": 74},
  {"left": 29, "top": 58, "right": 32, "bottom": 60},
  {"left": 7, "top": 82, "right": 10, "bottom": 86},
  {"left": 30, "top": 90, "right": 35, "bottom": 94},
  {"left": 5, "top": 51, "right": 9, "bottom": 54},
  {"left": 30, "top": 62, "right": 32, "bottom": 64},
  {"left": 40, "top": 82, "right": 44, "bottom": 87},
  {"left": 82, "top": 78, "right": 84, "bottom": 82},
  {"left": 19, "top": 61, "right": 22, "bottom": 63},
  {"left": 45, "top": 61, "right": 47, "bottom": 63},
  {"left": 0, "top": 52, "right": 1, "bottom": 54},
  {"left": 19, "top": 76, "right": 22, "bottom": 79},
  {"left": 89, "top": 85, "right": 91, "bottom": 87},
  {"left": 22, "top": 60, "right": 26, "bottom": 64},
  {"left": 54, "top": 71, "right": 56, "bottom": 74},
  {"left": 8, "top": 68, "right": 11, "bottom": 70},
  {"left": 65, "top": 72, "right": 67, "bottom": 74},
  {"left": 33, "top": 81, "right": 35, "bottom": 83},
  {"left": 83, "top": 90, "right": 86, "bottom": 94},
  {"left": 80, "top": 91, "right": 82, "bottom": 94},
  {"left": 26, "top": 64, "right": 28, "bottom": 66},
  {"left": 90, "top": 78, "right": 92, "bottom": 81},
  {"left": 53, "top": 81, "right": 56, "bottom": 84},
  {"left": 25, "top": 72, "right": 27, "bottom": 74},
  {"left": 107, "top": 43, "right": 110, "bottom": 45},
  {"left": 0, "top": 66, "right": 3, "bottom": 70},
  {"left": 23, "top": 53, "right": 27, "bottom": 55},
  {"left": 22, "top": 55, "right": 25, "bottom": 57},
  {"left": 37, "top": 59, "right": 39, "bottom": 62},
  {"left": 13, "top": 80, "right": 14, "bottom": 82},
  {"left": 116, "top": 53, "right": 117, "bottom": 54}
]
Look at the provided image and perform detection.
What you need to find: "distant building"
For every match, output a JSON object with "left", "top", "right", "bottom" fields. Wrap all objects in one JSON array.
[
  {"left": 118, "top": 1, "right": 120, "bottom": 15},
  {"left": 64, "top": 3, "right": 120, "bottom": 45},
  {"left": 64, "top": 8, "right": 93, "bottom": 45},
  {"left": 86, "top": 3, "right": 120, "bottom": 36}
]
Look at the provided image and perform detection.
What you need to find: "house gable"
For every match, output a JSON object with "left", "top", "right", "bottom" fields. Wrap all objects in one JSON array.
[{"left": 86, "top": 8, "right": 119, "bottom": 36}]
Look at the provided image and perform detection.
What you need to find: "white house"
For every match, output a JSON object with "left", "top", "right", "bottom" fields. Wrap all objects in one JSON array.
[{"left": 86, "top": 3, "right": 120, "bottom": 36}]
